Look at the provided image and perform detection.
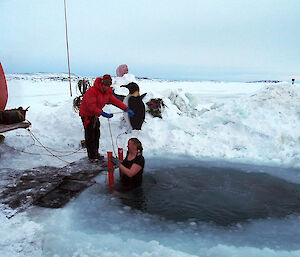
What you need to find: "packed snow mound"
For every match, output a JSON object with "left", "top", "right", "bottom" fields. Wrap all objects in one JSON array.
[
  {"left": 166, "top": 88, "right": 224, "bottom": 117},
  {"left": 251, "top": 84, "right": 299, "bottom": 107},
  {"left": 138, "top": 82, "right": 300, "bottom": 168},
  {"left": 112, "top": 73, "right": 137, "bottom": 95},
  {"left": 165, "top": 83, "right": 299, "bottom": 118}
]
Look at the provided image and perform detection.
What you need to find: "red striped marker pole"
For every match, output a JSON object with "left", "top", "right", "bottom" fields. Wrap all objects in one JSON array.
[
  {"left": 118, "top": 148, "right": 123, "bottom": 177},
  {"left": 107, "top": 151, "right": 114, "bottom": 185}
]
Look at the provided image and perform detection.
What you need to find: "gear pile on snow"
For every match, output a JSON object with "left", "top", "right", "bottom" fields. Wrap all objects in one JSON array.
[
  {"left": 146, "top": 98, "right": 166, "bottom": 118},
  {"left": 73, "top": 79, "right": 91, "bottom": 112},
  {"left": 0, "top": 107, "right": 29, "bottom": 124}
]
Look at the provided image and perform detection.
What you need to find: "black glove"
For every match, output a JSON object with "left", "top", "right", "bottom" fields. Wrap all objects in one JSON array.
[{"left": 110, "top": 156, "right": 121, "bottom": 167}]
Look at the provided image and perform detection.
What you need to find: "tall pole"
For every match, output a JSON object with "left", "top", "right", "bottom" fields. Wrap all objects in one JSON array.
[{"left": 64, "top": 0, "right": 72, "bottom": 97}]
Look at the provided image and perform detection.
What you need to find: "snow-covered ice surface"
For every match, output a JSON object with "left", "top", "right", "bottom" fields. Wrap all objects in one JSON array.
[{"left": 0, "top": 73, "right": 300, "bottom": 256}]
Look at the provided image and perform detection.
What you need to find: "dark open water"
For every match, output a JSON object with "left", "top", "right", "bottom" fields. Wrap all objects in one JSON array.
[{"left": 115, "top": 160, "right": 300, "bottom": 226}]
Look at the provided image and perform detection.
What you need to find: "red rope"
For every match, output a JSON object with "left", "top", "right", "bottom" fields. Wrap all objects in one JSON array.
[{"left": 64, "top": 0, "right": 72, "bottom": 97}]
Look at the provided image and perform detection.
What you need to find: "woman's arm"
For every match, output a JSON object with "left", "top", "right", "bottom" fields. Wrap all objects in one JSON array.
[
  {"left": 108, "top": 94, "right": 128, "bottom": 110},
  {"left": 119, "top": 163, "right": 142, "bottom": 177}
]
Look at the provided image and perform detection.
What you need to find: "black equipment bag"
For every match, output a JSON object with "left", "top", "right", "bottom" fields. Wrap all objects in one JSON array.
[{"left": 0, "top": 107, "right": 29, "bottom": 124}]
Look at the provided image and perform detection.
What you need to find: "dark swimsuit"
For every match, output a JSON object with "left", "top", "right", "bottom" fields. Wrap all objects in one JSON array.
[{"left": 120, "top": 154, "right": 145, "bottom": 190}]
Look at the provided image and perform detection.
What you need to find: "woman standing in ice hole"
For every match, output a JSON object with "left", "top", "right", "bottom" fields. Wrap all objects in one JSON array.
[{"left": 111, "top": 138, "right": 145, "bottom": 191}]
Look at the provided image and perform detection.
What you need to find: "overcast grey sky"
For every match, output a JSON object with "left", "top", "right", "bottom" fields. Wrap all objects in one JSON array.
[{"left": 1, "top": 0, "right": 299, "bottom": 81}]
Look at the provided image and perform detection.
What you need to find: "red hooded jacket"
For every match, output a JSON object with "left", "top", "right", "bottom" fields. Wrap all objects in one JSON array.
[{"left": 79, "top": 77, "right": 128, "bottom": 118}]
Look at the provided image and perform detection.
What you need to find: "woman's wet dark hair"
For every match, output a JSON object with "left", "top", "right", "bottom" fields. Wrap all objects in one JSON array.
[{"left": 129, "top": 138, "right": 143, "bottom": 154}]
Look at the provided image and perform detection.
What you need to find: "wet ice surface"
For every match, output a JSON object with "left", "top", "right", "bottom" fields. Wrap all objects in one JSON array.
[{"left": 27, "top": 158, "right": 300, "bottom": 256}]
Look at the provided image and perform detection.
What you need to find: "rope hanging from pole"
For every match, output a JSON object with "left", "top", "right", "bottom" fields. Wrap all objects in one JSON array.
[
  {"left": 64, "top": 0, "right": 72, "bottom": 97},
  {"left": 107, "top": 119, "right": 117, "bottom": 156}
]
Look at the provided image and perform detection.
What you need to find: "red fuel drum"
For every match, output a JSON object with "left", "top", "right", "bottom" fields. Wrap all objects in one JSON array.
[{"left": 0, "top": 62, "right": 8, "bottom": 110}]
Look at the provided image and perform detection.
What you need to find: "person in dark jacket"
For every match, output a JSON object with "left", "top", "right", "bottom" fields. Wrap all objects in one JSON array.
[
  {"left": 111, "top": 138, "right": 145, "bottom": 190},
  {"left": 79, "top": 74, "right": 134, "bottom": 162}
]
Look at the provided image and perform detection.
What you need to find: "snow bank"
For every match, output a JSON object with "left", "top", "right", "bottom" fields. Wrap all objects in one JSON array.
[{"left": 1, "top": 75, "right": 299, "bottom": 170}]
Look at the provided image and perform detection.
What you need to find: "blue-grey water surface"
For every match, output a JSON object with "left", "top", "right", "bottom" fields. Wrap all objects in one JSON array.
[{"left": 115, "top": 160, "right": 300, "bottom": 226}]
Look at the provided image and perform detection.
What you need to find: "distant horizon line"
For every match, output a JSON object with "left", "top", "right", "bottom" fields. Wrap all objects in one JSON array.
[{"left": 5, "top": 71, "right": 296, "bottom": 84}]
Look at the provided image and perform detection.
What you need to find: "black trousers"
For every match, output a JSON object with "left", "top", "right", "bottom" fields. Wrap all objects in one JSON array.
[{"left": 81, "top": 116, "right": 100, "bottom": 159}]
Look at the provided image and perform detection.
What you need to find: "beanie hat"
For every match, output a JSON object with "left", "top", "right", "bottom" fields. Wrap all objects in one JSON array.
[{"left": 102, "top": 74, "right": 112, "bottom": 86}]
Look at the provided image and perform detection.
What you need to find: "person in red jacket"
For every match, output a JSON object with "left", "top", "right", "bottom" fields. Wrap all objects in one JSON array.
[{"left": 79, "top": 74, "right": 134, "bottom": 162}]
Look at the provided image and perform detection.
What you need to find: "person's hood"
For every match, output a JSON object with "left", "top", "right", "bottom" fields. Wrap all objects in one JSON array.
[{"left": 93, "top": 77, "right": 103, "bottom": 93}]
